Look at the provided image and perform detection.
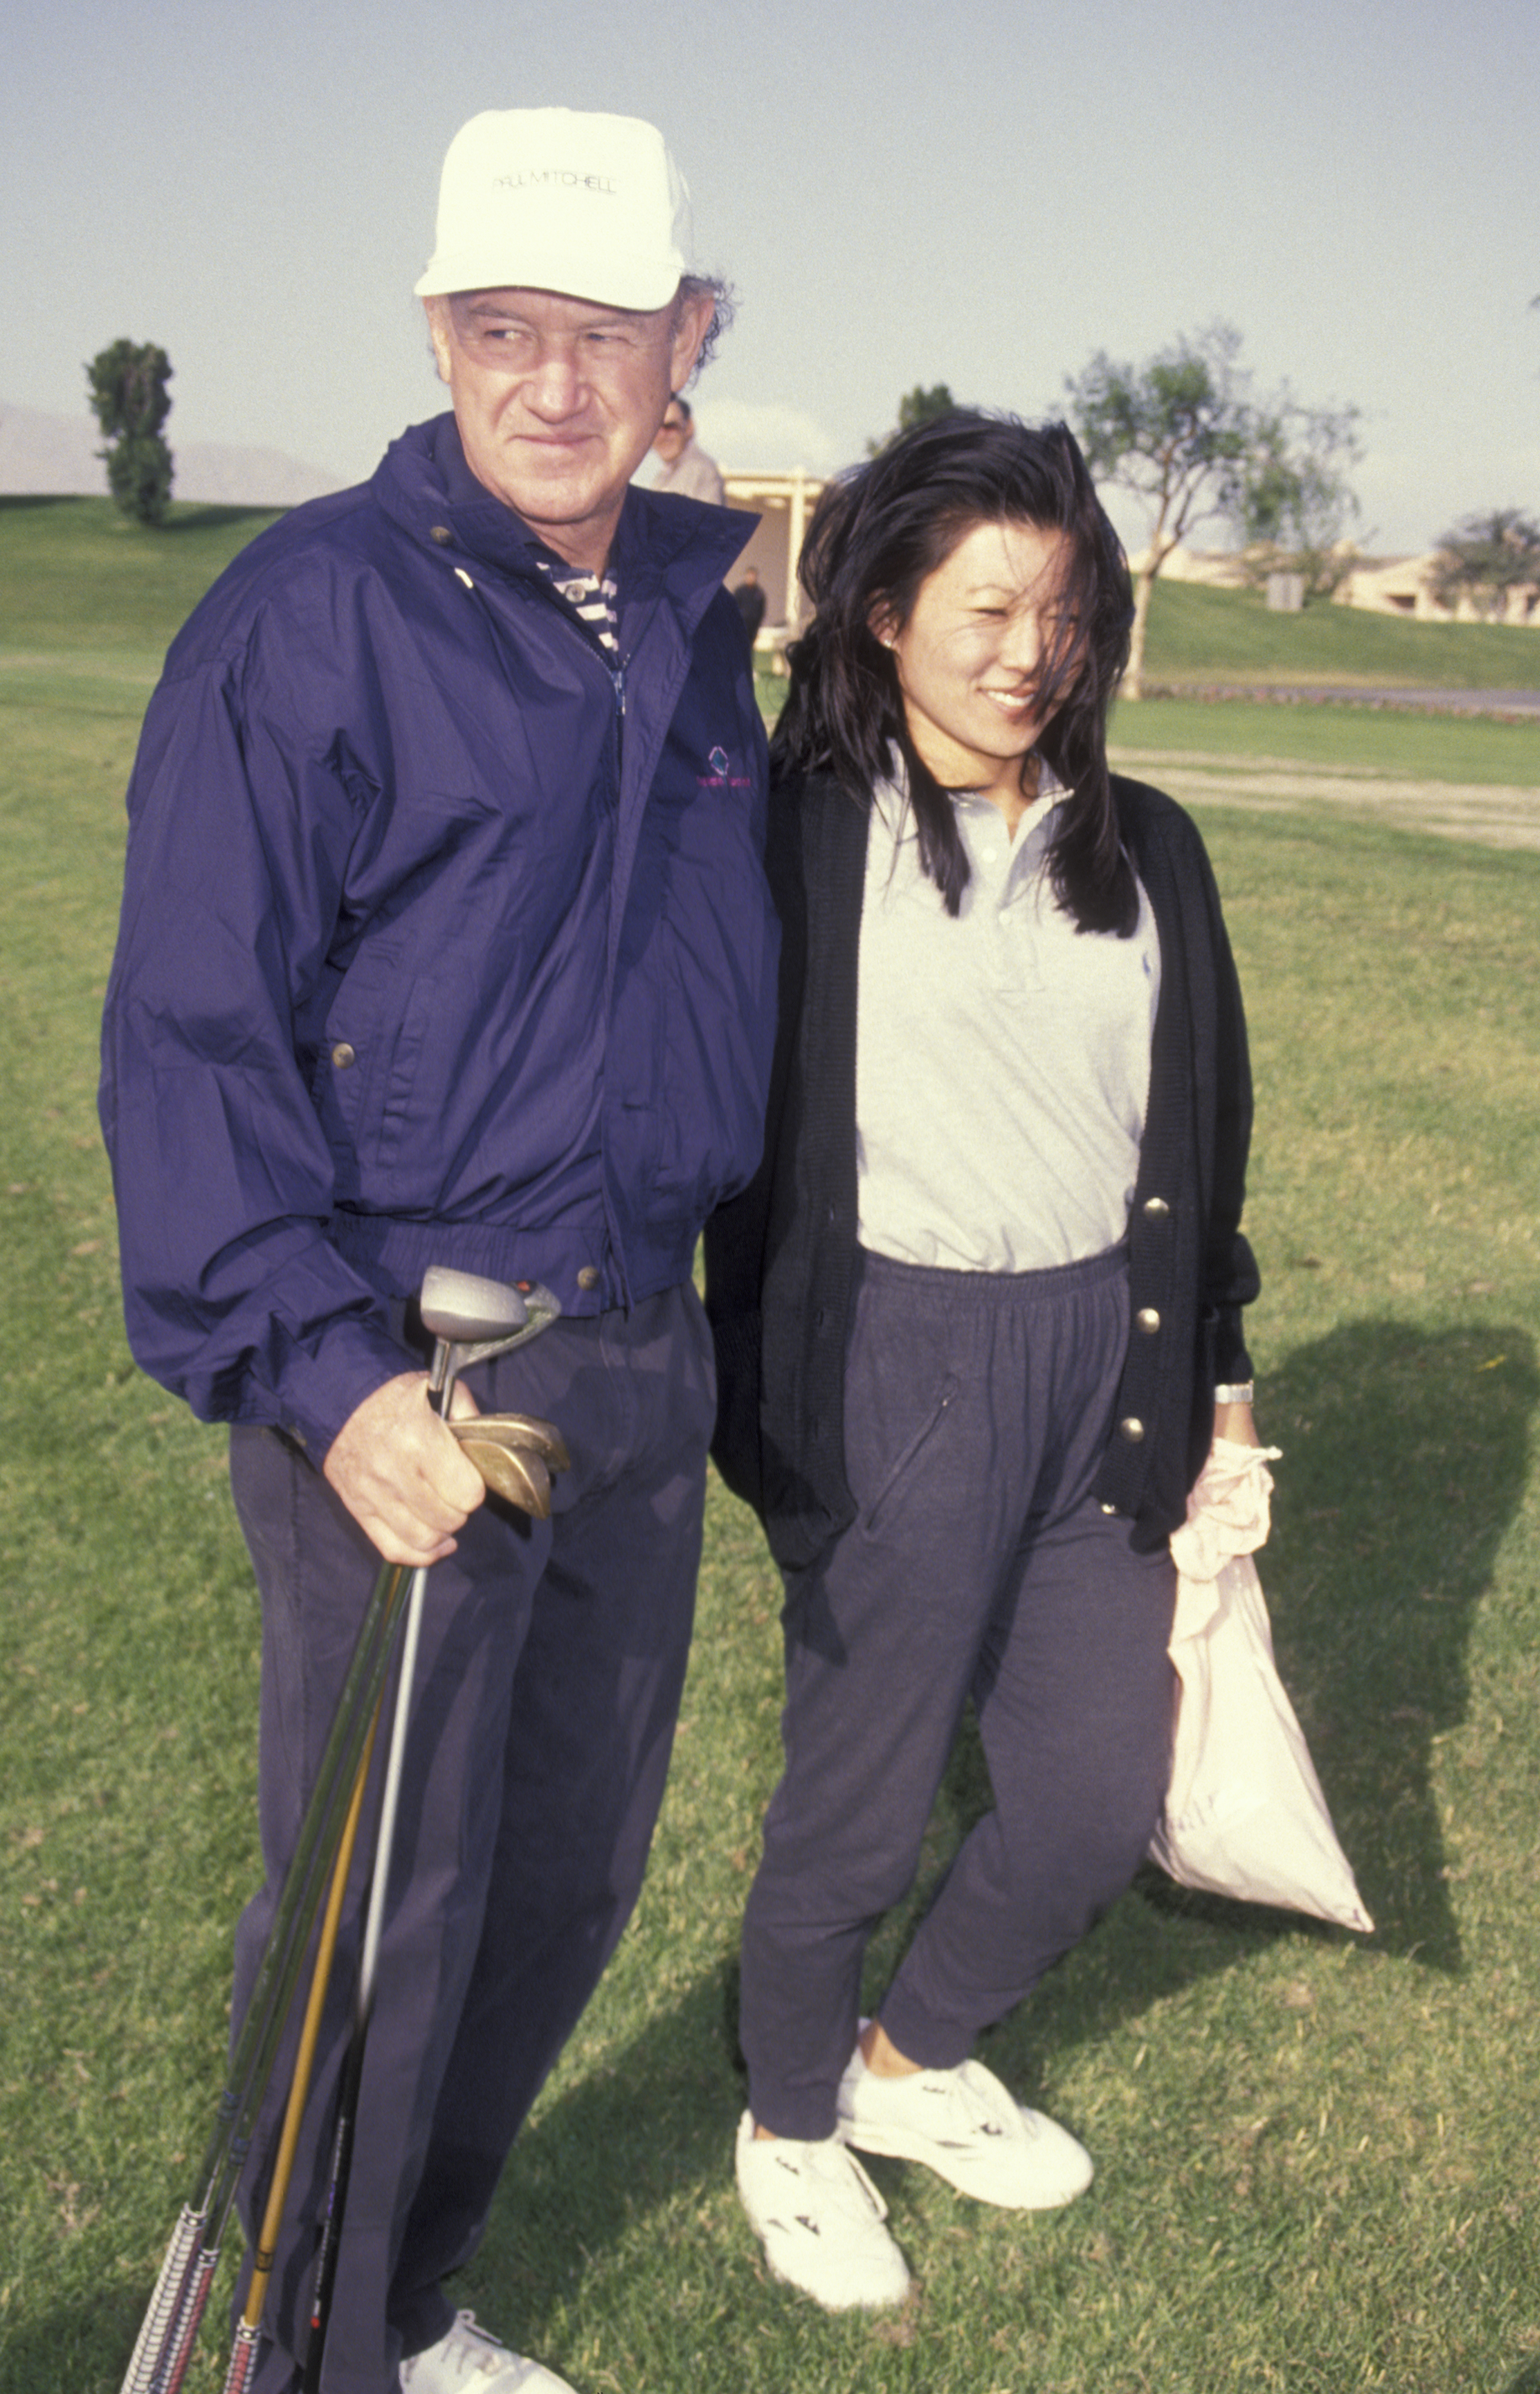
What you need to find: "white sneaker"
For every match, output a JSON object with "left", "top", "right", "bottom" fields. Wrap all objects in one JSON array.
[
  {"left": 401, "top": 2310, "right": 577, "bottom": 2394},
  {"left": 734, "top": 2111, "right": 911, "bottom": 2311},
  {"left": 836, "top": 2037, "right": 1093, "bottom": 2210}
]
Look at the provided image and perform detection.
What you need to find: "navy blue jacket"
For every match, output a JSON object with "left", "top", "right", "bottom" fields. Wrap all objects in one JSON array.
[{"left": 101, "top": 414, "right": 778, "bottom": 1459}]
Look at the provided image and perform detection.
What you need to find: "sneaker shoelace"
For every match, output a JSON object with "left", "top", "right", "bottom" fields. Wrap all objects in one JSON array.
[
  {"left": 772, "top": 2136, "right": 891, "bottom": 2222},
  {"left": 906, "top": 2061, "right": 1021, "bottom": 2144},
  {"left": 427, "top": 2313, "right": 510, "bottom": 2382}
]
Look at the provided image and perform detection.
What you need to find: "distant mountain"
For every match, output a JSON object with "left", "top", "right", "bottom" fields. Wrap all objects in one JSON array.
[{"left": 0, "top": 401, "right": 347, "bottom": 509}]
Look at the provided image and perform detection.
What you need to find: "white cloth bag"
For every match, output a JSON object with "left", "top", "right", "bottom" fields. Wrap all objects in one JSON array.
[{"left": 1148, "top": 1439, "right": 1373, "bottom": 1933}]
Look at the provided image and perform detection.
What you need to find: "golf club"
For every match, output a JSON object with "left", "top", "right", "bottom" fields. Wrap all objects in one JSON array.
[
  {"left": 121, "top": 1268, "right": 564, "bottom": 2394},
  {"left": 121, "top": 1553, "right": 414, "bottom": 2394},
  {"left": 298, "top": 1270, "right": 563, "bottom": 2392}
]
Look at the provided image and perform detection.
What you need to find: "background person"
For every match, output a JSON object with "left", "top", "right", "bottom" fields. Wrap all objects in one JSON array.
[
  {"left": 644, "top": 392, "right": 727, "bottom": 502},
  {"left": 101, "top": 106, "right": 776, "bottom": 2394},
  {"left": 705, "top": 411, "right": 1261, "bottom": 2311}
]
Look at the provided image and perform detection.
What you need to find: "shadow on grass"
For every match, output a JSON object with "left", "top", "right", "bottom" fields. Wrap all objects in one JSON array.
[
  {"left": 461, "top": 1958, "right": 746, "bottom": 2335},
  {"left": 1257, "top": 1314, "right": 1536, "bottom": 1969},
  {"left": 160, "top": 504, "right": 286, "bottom": 535}
]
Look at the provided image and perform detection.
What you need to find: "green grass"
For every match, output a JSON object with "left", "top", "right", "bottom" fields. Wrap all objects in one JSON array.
[
  {"left": 1109, "top": 696, "right": 1540, "bottom": 789},
  {"left": 0, "top": 496, "right": 286, "bottom": 652},
  {"left": 1141, "top": 575, "right": 1540, "bottom": 692},
  {"left": 6, "top": 512, "right": 1540, "bottom": 2394}
]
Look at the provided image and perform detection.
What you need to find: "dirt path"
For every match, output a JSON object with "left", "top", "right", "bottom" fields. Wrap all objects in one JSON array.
[{"left": 1108, "top": 747, "right": 1540, "bottom": 852}]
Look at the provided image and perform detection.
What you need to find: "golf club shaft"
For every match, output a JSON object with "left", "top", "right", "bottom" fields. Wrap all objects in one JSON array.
[
  {"left": 303, "top": 1365, "right": 471, "bottom": 2394},
  {"left": 297, "top": 1566, "right": 431, "bottom": 2392},
  {"left": 220, "top": 1697, "right": 382, "bottom": 2394},
  {"left": 125, "top": 1562, "right": 412, "bottom": 2394}
]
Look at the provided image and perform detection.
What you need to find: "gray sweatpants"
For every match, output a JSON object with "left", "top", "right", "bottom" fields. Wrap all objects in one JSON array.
[
  {"left": 226, "top": 1285, "right": 714, "bottom": 2394},
  {"left": 740, "top": 1244, "right": 1176, "bottom": 2140}
]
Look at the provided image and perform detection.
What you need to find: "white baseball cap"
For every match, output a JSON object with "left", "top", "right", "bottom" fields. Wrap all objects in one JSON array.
[{"left": 415, "top": 108, "right": 695, "bottom": 309}]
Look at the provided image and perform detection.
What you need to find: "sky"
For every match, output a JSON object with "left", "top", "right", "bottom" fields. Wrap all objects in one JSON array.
[{"left": 5, "top": 0, "right": 1538, "bottom": 557}]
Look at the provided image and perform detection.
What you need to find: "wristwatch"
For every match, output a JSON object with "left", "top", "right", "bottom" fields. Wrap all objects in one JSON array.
[{"left": 1214, "top": 1381, "right": 1255, "bottom": 1406}]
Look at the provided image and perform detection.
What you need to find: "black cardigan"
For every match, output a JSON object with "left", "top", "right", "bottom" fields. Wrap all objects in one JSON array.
[{"left": 704, "top": 768, "right": 1259, "bottom": 1566}]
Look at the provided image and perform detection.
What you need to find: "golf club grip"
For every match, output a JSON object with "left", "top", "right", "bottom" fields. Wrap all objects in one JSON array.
[
  {"left": 149, "top": 2246, "right": 219, "bottom": 2394},
  {"left": 116, "top": 2204, "right": 203, "bottom": 2394},
  {"left": 220, "top": 2325, "right": 263, "bottom": 2394}
]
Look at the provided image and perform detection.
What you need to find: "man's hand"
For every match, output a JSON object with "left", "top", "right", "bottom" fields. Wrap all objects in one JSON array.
[{"left": 323, "top": 1373, "right": 487, "bottom": 1565}]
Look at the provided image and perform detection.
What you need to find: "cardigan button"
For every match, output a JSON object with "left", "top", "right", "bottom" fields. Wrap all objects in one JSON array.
[
  {"left": 1142, "top": 1195, "right": 1170, "bottom": 1218},
  {"left": 1135, "top": 1307, "right": 1161, "bottom": 1333},
  {"left": 429, "top": 523, "right": 454, "bottom": 545},
  {"left": 1100, "top": 1502, "right": 1119, "bottom": 1515},
  {"left": 1117, "top": 1416, "right": 1146, "bottom": 1443},
  {"left": 330, "top": 1041, "right": 356, "bottom": 1069},
  {"left": 576, "top": 1266, "right": 600, "bottom": 1291}
]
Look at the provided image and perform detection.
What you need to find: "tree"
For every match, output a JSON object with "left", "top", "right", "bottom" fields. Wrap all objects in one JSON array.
[
  {"left": 85, "top": 339, "right": 174, "bottom": 524},
  {"left": 1428, "top": 509, "right": 1540, "bottom": 623},
  {"left": 1065, "top": 323, "right": 1359, "bottom": 697},
  {"left": 867, "top": 382, "right": 958, "bottom": 456},
  {"left": 1234, "top": 399, "right": 1363, "bottom": 605}
]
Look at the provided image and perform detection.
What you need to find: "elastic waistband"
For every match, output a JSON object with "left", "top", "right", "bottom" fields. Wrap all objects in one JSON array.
[{"left": 855, "top": 1241, "right": 1128, "bottom": 1306}]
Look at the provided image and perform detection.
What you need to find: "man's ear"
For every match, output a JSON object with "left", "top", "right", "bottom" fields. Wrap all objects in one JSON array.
[
  {"left": 424, "top": 300, "right": 453, "bottom": 388},
  {"left": 667, "top": 288, "right": 715, "bottom": 394}
]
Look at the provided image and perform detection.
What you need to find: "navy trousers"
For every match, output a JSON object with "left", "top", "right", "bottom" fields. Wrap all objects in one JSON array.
[
  {"left": 227, "top": 1285, "right": 715, "bottom": 2394},
  {"left": 740, "top": 1246, "right": 1177, "bottom": 2140}
]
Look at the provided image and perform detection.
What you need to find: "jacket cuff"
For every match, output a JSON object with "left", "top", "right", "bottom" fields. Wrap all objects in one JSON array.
[
  {"left": 264, "top": 1314, "right": 419, "bottom": 1463},
  {"left": 1212, "top": 1306, "right": 1254, "bottom": 1390}
]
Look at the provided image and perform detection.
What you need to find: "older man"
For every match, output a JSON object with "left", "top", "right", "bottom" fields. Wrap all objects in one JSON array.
[
  {"left": 101, "top": 109, "right": 776, "bottom": 2394},
  {"left": 645, "top": 393, "right": 727, "bottom": 504}
]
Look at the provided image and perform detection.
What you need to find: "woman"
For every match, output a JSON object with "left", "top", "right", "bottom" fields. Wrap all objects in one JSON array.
[{"left": 705, "top": 413, "right": 1261, "bottom": 2311}]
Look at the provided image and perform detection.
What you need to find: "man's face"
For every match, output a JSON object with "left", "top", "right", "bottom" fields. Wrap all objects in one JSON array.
[
  {"left": 652, "top": 402, "right": 693, "bottom": 464},
  {"left": 427, "top": 286, "right": 712, "bottom": 571}
]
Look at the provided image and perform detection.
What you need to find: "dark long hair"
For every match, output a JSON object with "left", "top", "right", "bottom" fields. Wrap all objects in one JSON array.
[{"left": 772, "top": 412, "right": 1137, "bottom": 931}]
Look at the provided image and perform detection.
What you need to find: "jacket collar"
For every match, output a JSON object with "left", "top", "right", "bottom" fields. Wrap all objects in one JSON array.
[{"left": 370, "top": 413, "right": 753, "bottom": 616}]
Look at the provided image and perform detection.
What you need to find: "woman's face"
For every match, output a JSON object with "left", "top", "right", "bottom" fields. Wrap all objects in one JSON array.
[{"left": 878, "top": 519, "right": 1075, "bottom": 790}]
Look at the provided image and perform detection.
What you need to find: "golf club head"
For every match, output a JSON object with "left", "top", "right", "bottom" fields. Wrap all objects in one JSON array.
[
  {"left": 451, "top": 1413, "right": 573, "bottom": 1476},
  {"left": 418, "top": 1268, "right": 563, "bottom": 1405},
  {"left": 419, "top": 1266, "right": 529, "bottom": 1346},
  {"left": 455, "top": 1432, "right": 555, "bottom": 1519}
]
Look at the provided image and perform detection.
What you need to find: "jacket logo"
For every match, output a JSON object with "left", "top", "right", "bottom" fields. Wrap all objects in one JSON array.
[{"left": 697, "top": 741, "right": 753, "bottom": 792}]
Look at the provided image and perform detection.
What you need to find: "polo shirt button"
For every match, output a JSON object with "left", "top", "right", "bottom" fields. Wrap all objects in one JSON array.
[
  {"left": 1117, "top": 1416, "right": 1146, "bottom": 1443},
  {"left": 1135, "top": 1307, "right": 1161, "bottom": 1333},
  {"left": 1143, "top": 1195, "right": 1170, "bottom": 1218},
  {"left": 576, "top": 1266, "right": 600, "bottom": 1292}
]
